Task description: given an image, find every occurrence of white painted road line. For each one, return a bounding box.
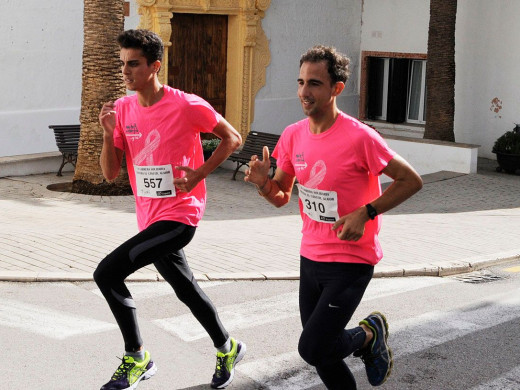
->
[0,299,117,340]
[154,291,299,341]
[153,277,451,342]
[237,351,321,390]
[469,365,520,390]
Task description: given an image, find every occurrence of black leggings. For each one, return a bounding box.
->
[93,220,229,352]
[298,256,374,390]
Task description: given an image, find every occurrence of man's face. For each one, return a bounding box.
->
[297,61,339,118]
[119,48,157,91]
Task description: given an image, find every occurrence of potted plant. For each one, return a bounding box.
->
[492,124,520,174]
[202,138,220,161]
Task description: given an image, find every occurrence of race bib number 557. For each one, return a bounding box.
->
[297,184,339,223]
[134,164,176,198]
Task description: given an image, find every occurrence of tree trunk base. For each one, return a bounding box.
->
[71,180,132,196]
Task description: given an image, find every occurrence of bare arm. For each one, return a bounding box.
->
[245,146,296,208]
[99,101,124,181]
[174,117,242,193]
[332,154,423,241]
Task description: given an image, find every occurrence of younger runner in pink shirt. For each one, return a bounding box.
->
[95,29,246,390]
[113,85,219,230]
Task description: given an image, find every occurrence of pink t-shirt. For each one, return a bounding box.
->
[273,112,396,265]
[113,85,222,230]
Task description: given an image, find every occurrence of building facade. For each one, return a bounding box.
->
[0,0,517,162]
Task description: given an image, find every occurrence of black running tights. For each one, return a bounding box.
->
[94,220,229,352]
[298,256,374,390]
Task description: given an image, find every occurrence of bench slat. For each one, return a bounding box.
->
[227,131,280,180]
[49,124,81,176]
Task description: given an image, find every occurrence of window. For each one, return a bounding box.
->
[407,60,427,123]
[364,54,427,125]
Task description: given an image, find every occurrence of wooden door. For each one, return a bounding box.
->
[169,13,228,116]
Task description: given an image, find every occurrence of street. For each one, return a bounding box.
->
[1,260,520,390]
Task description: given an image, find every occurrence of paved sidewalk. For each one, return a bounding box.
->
[0,158,519,282]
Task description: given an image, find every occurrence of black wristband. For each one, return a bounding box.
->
[365,203,378,220]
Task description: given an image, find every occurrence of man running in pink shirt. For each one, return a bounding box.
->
[245,45,423,389]
[95,29,245,390]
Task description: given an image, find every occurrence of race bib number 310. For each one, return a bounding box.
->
[134,164,176,198]
[297,184,339,223]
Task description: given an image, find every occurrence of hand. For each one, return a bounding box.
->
[174,166,203,193]
[244,146,271,187]
[331,207,369,241]
[99,101,117,135]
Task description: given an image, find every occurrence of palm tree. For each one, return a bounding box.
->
[72,0,131,195]
[423,0,457,142]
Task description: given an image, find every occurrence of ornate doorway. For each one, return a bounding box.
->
[169,13,228,116]
[136,0,271,140]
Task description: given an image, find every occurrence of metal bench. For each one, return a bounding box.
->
[49,124,80,176]
[227,131,280,180]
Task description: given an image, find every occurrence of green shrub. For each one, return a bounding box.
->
[202,138,221,151]
[492,125,520,155]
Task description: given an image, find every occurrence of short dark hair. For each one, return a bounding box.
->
[117,29,164,65]
[299,45,350,85]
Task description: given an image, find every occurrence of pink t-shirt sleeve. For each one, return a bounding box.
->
[272,125,297,176]
[357,127,396,176]
[112,99,126,151]
[183,93,223,133]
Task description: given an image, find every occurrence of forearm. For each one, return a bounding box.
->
[198,133,241,178]
[257,176,293,208]
[100,134,122,181]
[371,179,420,215]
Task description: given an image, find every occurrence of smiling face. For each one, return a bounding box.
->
[119,48,159,92]
[297,61,343,119]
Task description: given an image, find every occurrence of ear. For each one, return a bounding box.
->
[153,60,161,73]
[332,81,345,96]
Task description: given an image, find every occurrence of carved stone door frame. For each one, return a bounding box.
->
[136,0,271,140]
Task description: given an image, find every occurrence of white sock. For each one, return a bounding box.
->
[217,337,232,354]
[126,349,145,362]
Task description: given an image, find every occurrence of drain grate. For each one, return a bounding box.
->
[451,271,507,284]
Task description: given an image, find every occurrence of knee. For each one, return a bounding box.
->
[93,262,114,289]
[298,336,327,367]
[93,265,104,287]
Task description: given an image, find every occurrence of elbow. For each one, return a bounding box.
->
[410,174,423,195]
[415,174,424,192]
[103,170,118,182]
[231,132,242,152]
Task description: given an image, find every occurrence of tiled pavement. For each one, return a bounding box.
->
[0,158,518,282]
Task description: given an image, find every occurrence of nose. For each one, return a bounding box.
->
[299,83,309,98]
[122,63,130,75]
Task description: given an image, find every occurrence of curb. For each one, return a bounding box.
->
[1,255,517,283]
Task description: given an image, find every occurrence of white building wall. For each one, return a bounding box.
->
[252,0,362,135]
[0,1,139,158]
[361,0,520,159]
[455,0,520,159]
[361,0,429,53]
[0,1,83,157]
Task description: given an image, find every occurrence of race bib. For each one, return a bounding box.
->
[297,184,339,223]
[134,164,176,198]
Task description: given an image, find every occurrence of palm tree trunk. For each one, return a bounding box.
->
[423,0,457,142]
[72,0,131,195]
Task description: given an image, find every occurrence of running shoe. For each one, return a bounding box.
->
[356,312,393,386]
[211,338,247,389]
[101,351,157,390]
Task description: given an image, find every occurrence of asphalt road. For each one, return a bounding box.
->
[1,259,520,390]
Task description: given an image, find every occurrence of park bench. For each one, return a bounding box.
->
[49,124,80,176]
[227,131,280,180]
